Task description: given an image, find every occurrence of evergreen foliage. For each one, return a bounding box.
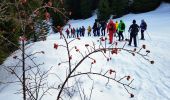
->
[110,0,129,18]
[130,0,161,13]
[163,0,170,2]
[64,0,93,19]
[98,0,110,21]
[80,0,92,19]
[0,19,20,64]
[64,0,81,19]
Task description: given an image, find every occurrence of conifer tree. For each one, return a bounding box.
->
[80,0,92,19]
[130,0,161,13]
[110,0,129,18]
[98,0,111,21]
[163,0,170,2]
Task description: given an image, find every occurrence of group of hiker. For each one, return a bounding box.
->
[58,18,147,47]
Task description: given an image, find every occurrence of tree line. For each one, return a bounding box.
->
[64,0,169,21]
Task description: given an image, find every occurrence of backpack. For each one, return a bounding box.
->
[131,24,139,33]
[141,22,147,30]
[121,23,125,30]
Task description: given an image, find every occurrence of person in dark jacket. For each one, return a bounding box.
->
[96,21,101,36]
[140,19,147,40]
[79,27,82,37]
[92,19,97,36]
[128,20,139,47]
[100,21,107,36]
[76,28,79,38]
[82,26,85,37]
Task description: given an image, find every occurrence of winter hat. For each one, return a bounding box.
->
[120,20,123,23]
[141,19,144,23]
[133,20,136,24]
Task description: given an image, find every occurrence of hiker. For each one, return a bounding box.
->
[87,26,92,36]
[96,21,101,36]
[128,20,139,47]
[118,20,125,41]
[79,27,82,37]
[76,28,79,38]
[71,27,76,38]
[65,28,70,38]
[69,24,71,29]
[82,26,85,37]
[107,19,116,44]
[140,19,147,40]
[115,21,119,37]
[100,21,107,36]
[92,19,97,36]
[57,26,63,39]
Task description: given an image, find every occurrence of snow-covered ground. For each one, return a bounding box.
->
[0,3,170,100]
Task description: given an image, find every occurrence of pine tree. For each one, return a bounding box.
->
[91,0,99,10]
[80,0,92,19]
[98,0,111,21]
[110,0,129,18]
[162,0,170,2]
[64,0,93,19]
[64,0,81,19]
[130,0,161,13]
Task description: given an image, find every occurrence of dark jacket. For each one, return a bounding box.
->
[92,22,97,30]
[100,21,107,29]
[129,23,139,35]
[140,22,147,30]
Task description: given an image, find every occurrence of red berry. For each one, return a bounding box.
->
[47,1,52,7]
[93,60,96,63]
[142,45,146,49]
[109,69,115,75]
[45,12,50,20]
[76,49,79,52]
[54,43,58,49]
[130,94,134,98]
[127,76,131,81]
[150,61,154,64]
[85,44,89,47]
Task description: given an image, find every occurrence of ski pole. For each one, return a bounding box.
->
[146,30,152,40]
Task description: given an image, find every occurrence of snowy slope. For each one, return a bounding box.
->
[0,3,170,100]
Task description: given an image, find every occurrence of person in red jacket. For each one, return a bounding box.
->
[107,19,116,44]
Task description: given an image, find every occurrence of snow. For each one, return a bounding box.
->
[1,3,170,100]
